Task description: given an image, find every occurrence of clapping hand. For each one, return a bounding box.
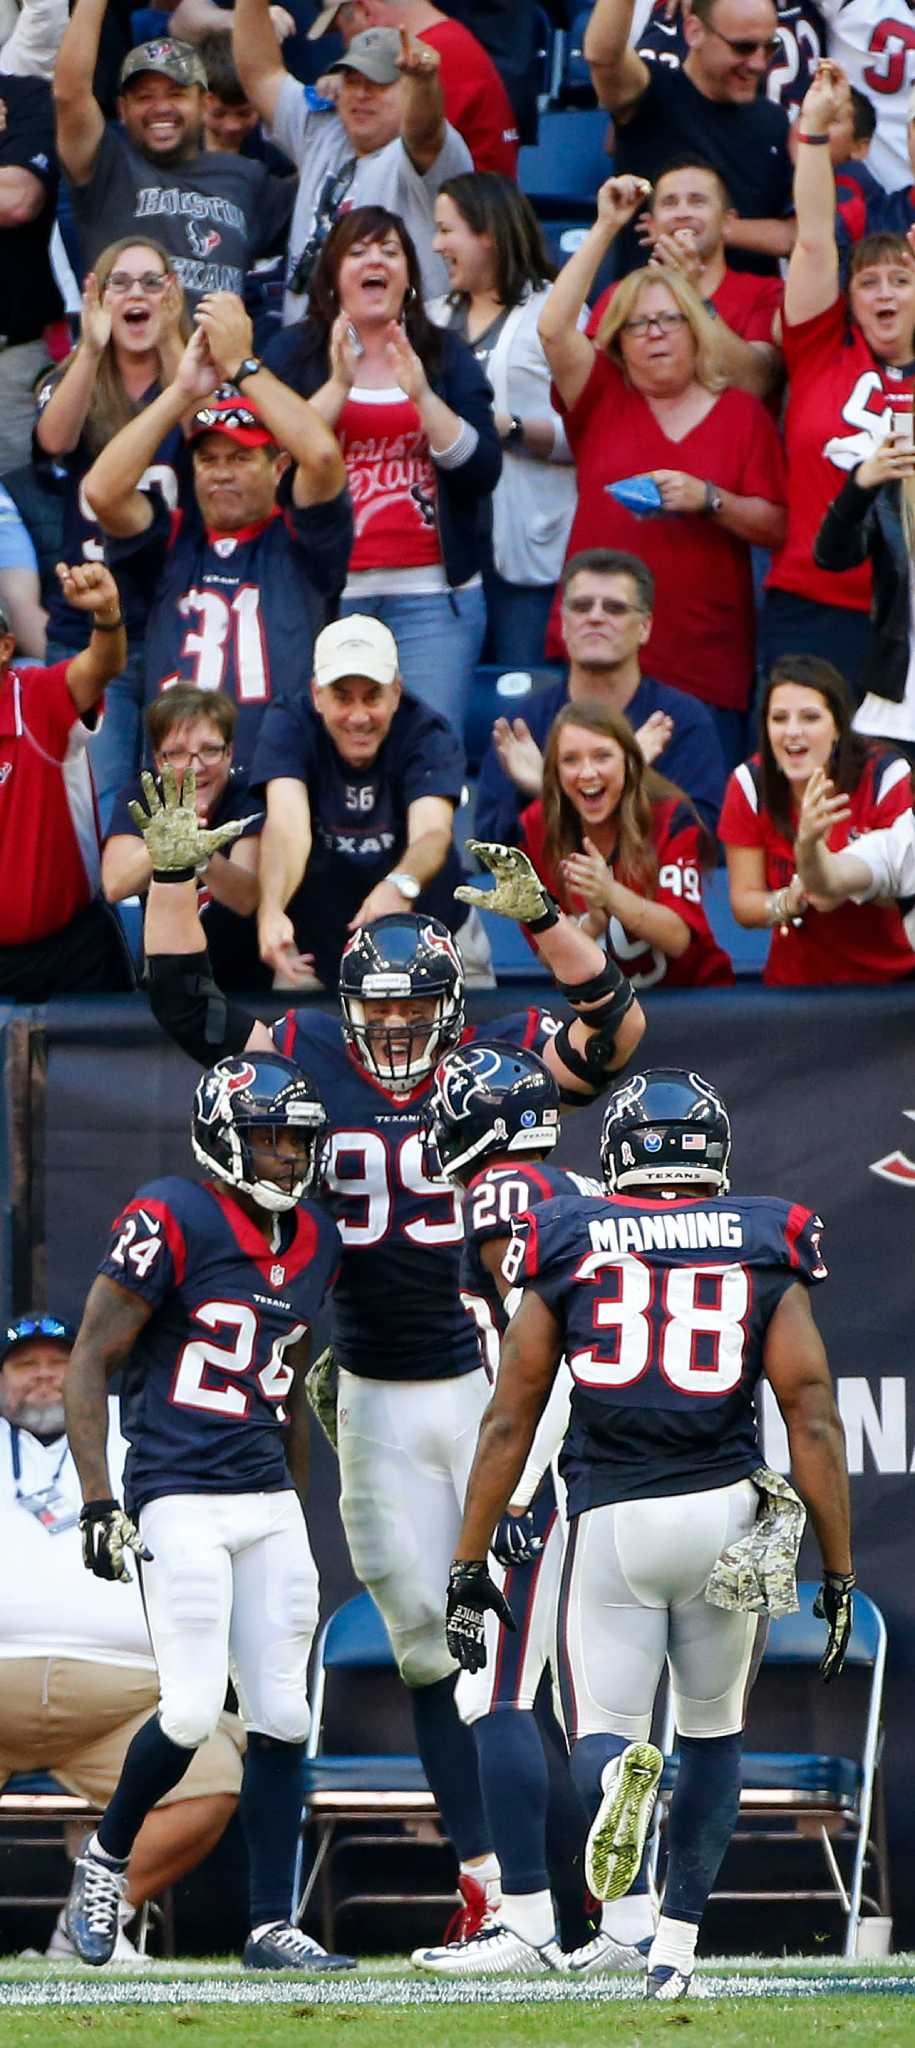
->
[195,293,254,380]
[649,229,703,289]
[562,837,613,913]
[174,326,221,404]
[491,716,544,798]
[80,273,112,358]
[329,311,362,390]
[634,709,674,766]
[384,320,428,400]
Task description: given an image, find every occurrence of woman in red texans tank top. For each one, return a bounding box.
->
[262,205,501,744]
[763,60,915,696]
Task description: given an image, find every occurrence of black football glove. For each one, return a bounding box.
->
[446,1560,516,1673]
[80,1499,153,1583]
[813,1570,856,1682]
[491,1508,543,1570]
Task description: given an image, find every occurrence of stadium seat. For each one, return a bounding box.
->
[0,1773,173,1955]
[518,107,612,218]
[703,867,769,979]
[654,1584,890,1958]
[294,1593,455,1950]
[558,8,598,106]
[464,661,563,772]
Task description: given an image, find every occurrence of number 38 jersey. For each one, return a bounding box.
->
[98,1174,342,1516]
[510,1191,826,1515]
[275,1006,562,1382]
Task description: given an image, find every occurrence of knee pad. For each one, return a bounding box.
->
[393,1604,455,1689]
[158,1697,216,1751]
[245,1696,311,1745]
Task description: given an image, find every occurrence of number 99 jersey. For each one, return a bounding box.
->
[98,1174,342,1518]
[508,1190,826,1516]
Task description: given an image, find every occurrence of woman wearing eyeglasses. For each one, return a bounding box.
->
[101,685,269,992]
[35,239,190,827]
[538,175,787,766]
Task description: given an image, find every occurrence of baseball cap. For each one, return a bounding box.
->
[313,615,399,687]
[120,38,208,91]
[308,2,345,37]
[330,26,401,85]
[189,393,275,448]
[0,1313,76,1368]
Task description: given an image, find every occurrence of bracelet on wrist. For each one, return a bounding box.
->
[796,131,830,145]
[153,866,196,885]
[93,614,124,631]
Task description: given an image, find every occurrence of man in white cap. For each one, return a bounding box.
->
[306,0,518,175]
[233,5,472,313]
[249,611,482,988]
[53,12,295,305]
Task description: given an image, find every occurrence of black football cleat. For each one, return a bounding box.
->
[64,1844,129,1966]
[242,1922,356,1972]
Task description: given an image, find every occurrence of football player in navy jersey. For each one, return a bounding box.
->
[131,777,645,1940]
[62,1053,356,1974]
[448,1069,854,1999]
[411,1043,607,1978]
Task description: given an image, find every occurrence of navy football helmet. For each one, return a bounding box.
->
[339,914,464,1091]
[426,1043,561,1183]
[192,1054,328,1212]
[600,1068,731,1195]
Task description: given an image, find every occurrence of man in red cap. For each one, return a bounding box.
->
[82,292,353,770]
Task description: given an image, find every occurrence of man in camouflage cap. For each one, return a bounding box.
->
[54,3,294,307]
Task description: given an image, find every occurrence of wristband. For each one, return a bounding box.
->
[526,897,560,934]
[153,866,196,884]
[93,614,124,631]
[796,131,830,145]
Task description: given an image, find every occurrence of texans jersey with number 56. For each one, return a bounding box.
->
[99,1174,341,1516]
[275,1007,562,1381]
[508,1191,826,1517]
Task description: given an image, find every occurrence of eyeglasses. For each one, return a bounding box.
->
[105,271,170,295]
[621,310,688,336]
[704,23,783,58]
[158,743,228,767]
[563,597,645,617]
[3,1315,72,1347]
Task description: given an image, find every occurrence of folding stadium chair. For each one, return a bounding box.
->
[0,1772,174,1955]
[293,1593,455,1952]
[654,1584,889,1958]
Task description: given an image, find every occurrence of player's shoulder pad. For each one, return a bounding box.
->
[730,1194,828,1285]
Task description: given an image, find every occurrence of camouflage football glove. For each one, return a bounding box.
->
[446,1560,516,1673]
[705,1465,806,1620]
[455,841,559,929]
[128,763,256,879]
[814,1570,856,1683]
[305,1344,339,1451]
[491,1508,543,1569]
[79,1499,152,1583]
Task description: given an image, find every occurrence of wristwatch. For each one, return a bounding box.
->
[704,482,724,516]
[388,871,421,901]
[230,357,262,386]
[503,414,525,448]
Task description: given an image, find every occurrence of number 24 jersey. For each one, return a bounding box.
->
[510,1190,826,1515]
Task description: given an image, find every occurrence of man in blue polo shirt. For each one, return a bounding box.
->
[250,613,475,989]
[475,550,726,848]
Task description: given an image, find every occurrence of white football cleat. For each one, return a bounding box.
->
[585,1743,664,1902]
[412,1921,564,1976]
[646,1962,693,1999]
[563,1930,653,1976]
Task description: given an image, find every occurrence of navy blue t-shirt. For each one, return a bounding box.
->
[475,672,726,846]
[98,1174,341,1515]
[272,1005,563,1380]
[107,470,353,771]
[511,1190,826,1514]
[613,67,792,277]
[106,768,268,991]
[249,688,465,983]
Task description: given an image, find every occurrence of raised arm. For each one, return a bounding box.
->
[583,0,651,118]
[58,562,128,713]
[232,0,288,130]
[194,294,347,506]
[0,0,69,81]
[398,29,446,174]
[784,62,846,329]
[36,276,112,457]
[792,767,871,901]
[84,330,220,536]
[538,178,647,409]
[51,0,106,185]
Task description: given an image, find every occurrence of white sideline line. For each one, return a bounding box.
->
[1,1971,914,2008]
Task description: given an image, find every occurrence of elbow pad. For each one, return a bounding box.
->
[554,960,636,1091]
[147,952,255,1066]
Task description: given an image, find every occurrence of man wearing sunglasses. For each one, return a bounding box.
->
[583,0,793,277]
[0,1312,243,1963]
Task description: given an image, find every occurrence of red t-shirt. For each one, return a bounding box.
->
[0,661,101,946]
[766,296,914,613]
[337,389,442,575]
[421,21,519,177]
[548,352,786,708]
[587,268,783,346]
[718,750,915,985]
[520,794,734,989]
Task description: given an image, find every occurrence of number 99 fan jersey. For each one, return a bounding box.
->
[98,1175,342,1517]
[508,1191,827,1516]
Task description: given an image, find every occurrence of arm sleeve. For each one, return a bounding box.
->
[508,1359,573,1510]
[248,694,313,796]
[400,705,465,806]
[433,334,502,497]
[845,812,915,902]
[653,807,715,940]
[717,764,766,849]
[813,472,879,573]
[278,469,353,596]
[266,73,316,170]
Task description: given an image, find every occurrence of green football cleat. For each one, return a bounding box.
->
[585,1742,664,1902]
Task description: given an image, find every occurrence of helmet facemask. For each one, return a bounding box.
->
[192,1058,328,1212]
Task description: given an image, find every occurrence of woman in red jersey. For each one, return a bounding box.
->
[719,655,915,984]
[519,701,733,990]
[763,59,915,694]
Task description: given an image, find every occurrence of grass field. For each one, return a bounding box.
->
[1,1959,914,2048]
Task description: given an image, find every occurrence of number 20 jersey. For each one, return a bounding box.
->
[511,1191,826,1516]
[461,1160,602,1376]
[275,1006,561,1381]
[98,1174,342,1516]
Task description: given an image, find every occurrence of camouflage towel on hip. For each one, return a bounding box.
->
[305,1344,339,1452]
[705,1466,806,1619]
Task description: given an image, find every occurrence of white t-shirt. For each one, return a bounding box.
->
[818,0,914,193]
[850,809,915,947]
[269,76,472,322]
[0,1402,155,1667]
